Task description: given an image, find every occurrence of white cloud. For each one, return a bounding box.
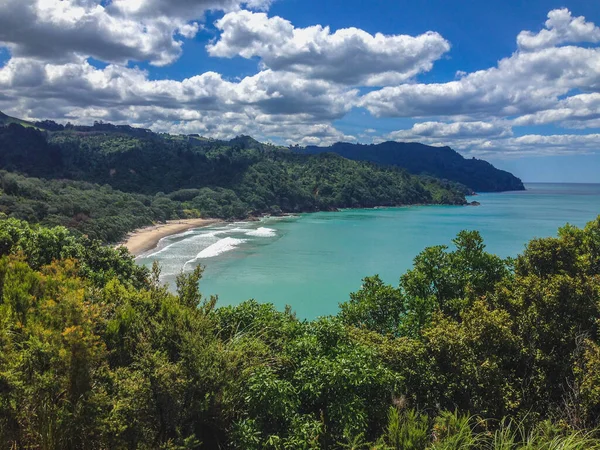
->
[110,0,272,19]
[379,132,600,158]
[473,134,600,158]
[0,0,192,65]
[359,10,600,158]
[0,57,357,145]
[389,121,512,140]
[207,10,450,86]
[0,0,273,66]
[0,58,356,116]
[512,93,600,128]
[1,5,600,156]
[382,125,600,158]
[517,8,600,52]
[359,45,600,118]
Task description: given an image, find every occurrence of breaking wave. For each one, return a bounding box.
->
[196,237,247,258]
[245,227,276,237]
[183,237,247,269]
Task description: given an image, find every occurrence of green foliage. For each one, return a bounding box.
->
[381,407,429,449]
[0,123,467,244]
[0,170,185,242]
[0,216,599,448]
[0,217,147,287]
[341,230,509,339]
[340,217,600,429]
[339,275,406,335]
[298,141,525,193]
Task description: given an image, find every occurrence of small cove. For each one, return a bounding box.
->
[137,183,600,318]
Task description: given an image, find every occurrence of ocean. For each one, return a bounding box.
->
[136,183,600,318]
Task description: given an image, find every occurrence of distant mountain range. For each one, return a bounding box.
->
[297,141,525,192]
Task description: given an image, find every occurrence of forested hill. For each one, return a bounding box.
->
[0,120,467,242]
[298,141,525,192]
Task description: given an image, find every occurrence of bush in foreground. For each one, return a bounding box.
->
[0,217,598,448]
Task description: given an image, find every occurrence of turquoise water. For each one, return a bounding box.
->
[137,183,600,318]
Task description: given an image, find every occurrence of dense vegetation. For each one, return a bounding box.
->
[0,216,599,448]
[0,170,186,242]
[0,121,467,242]
[298,142,525,192]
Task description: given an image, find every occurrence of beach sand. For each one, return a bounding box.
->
[120,218,221,256]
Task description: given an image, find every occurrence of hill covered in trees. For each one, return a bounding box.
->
[298,141,525,192]
[0,120,469,242]
[0,216,599,448]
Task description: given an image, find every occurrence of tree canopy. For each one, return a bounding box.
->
[299,141,525,192]
[0,123,468,243]
[0,216,599,448]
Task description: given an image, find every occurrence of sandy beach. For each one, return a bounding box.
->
[120,218,221,256]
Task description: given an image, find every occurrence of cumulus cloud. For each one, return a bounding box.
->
[388,121,512,141]
[380,130,600,158]
[207,10,450,86]
[0,0,272,66]
[0,58,358,118]
[0,57,357,144]
[110,0,272,20]
[473,134,600,158]
[0,0,359,146]
[359,8,600,133]
[1,4,600,154]
[517,8,600,51]
[357,9,600,157]
[512,93,600,128]
[360,45,600,118]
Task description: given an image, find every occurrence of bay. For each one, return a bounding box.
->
[137,183,600,319]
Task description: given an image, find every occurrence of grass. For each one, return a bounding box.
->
[365,409,600,450]
[0,111,40,129]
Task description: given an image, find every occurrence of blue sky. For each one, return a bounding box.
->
[0,0,599,182]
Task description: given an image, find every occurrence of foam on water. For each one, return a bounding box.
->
[142,241,177,259]
[140,224,255,267]
[223,227,250,233]
[183,237,247,269]
[137,227,210,259]
[203,227,249,237]
[175,229,200,238]
[142,184,600,319]
[142,229,219,259]
[245,227,276,237]
[263,215,298,221]
[197,237,247,258]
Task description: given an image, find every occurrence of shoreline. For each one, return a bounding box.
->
[119,196,489,258]
[119,203,471,257]
[119,218,222,256]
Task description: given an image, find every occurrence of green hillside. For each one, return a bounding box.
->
[0,120,467,242]
[299,141,525,192]
[0,111,38,129]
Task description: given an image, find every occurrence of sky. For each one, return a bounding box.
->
[0,1,599,182]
